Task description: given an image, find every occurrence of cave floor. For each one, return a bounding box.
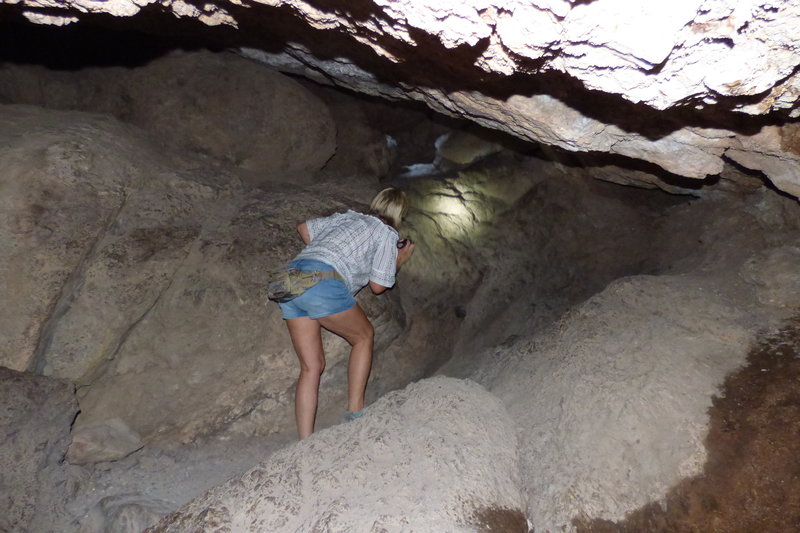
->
[574,313,800,533]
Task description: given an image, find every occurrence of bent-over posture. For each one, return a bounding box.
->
[277,188,415,439]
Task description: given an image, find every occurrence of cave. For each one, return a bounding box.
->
[1,2,799,532]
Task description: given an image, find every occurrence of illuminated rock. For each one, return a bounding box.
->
[3,0,799,197]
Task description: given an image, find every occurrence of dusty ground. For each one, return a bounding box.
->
[574,313,800,533]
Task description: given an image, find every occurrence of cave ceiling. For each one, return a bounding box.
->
[4,0,800,199]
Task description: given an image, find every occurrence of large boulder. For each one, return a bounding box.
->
[474,274,765,531]
[397,158,799,531]
[0,50,338,183]
[147,377,527,533]
[116,51,337,181]
[455,184,800,531]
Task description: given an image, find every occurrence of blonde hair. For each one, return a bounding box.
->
[369,187,408,229]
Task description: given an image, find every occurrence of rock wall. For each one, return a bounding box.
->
[485,275,754,530]
[0,102,407,448]
[462,188,800,531]
[0,50,337,184]
[0,367,78,532]
[5,0,800,197]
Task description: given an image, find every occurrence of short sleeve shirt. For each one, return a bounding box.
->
[294,210,399,294]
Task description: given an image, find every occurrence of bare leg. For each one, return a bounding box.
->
[286,316,325,439]
[319,304,374,413]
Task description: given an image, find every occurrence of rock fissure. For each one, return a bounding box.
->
[31,188,130,377]
[102,273,176,374]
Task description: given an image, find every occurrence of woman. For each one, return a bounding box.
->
[278,188,415,439]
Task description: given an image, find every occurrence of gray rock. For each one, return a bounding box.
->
[0,106,131,372]
[66,418,144,465]
[117,51,337,182]
[483,275,757,532]
[147,376,525,533]
[435,130,503,168]
[741,245,800,309]
[78,493,174,533]
[0,366,78,533]
[0,103,413,446]
[0,50,337,183]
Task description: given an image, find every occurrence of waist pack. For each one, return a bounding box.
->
[266,267,345,303]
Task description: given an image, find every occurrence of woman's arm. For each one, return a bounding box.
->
[368,281,388,294]
[369,240,415,294]
[297,222,311,244]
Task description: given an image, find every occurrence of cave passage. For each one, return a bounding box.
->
[1,14,799,533]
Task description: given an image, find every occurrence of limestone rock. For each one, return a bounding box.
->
[0,366,78,533]
[66,418,144,465]
[37,165,221,383]
[147,377,526,533]
[118,51,337,181]
[741,246,800,309]
[0,105,146,372]
[232,0,800,197]
[479,275,755,532]
[726,125,800,199]
[6,3,800,196]
[79,494,174,533]
[0,103,416,446]
[309,86,395,181]
[0,50,338,183]
[61,180,391,444]
[236,0,800,115]
[7,1,800,196]
[435,129,503,168]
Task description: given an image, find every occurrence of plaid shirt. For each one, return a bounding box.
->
[295,210,399,294]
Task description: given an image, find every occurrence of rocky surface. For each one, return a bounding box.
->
[1,44,799,533]
[135,179,798,533]
[0,50,337,184]
[456,188,800,532]
[147,377,527,533]
[0,367,78,533]
[4,0,800,197]
[483,275,754,531]
[66,418,144,465]
[0,102,408,449]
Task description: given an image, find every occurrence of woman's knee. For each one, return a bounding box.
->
[299,355,325,376]
[319,306,374,346]
[353,320,374,346]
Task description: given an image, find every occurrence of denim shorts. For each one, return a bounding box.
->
[277,259,356,320]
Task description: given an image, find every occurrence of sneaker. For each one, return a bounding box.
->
[344,409,364,422]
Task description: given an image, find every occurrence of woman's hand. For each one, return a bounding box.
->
[397,239,415,268]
